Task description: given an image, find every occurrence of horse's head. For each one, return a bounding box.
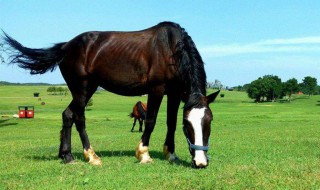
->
[183,90,220,168]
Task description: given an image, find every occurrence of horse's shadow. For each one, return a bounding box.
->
[26,150,191,167]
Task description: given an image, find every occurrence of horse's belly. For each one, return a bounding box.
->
[99,81,148,96]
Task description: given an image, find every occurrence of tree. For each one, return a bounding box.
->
[247,75,283,102]
[47,86,69,95]
[206,81,214,88]
[263,75,283,101]
[247,78,263,102]
[283,78,299,102]
[300,76,317,96]
[213,79,223,89]
[242,84,250,92]
[57,87,64,94]
[47,86,56,94]
[315,85,320,95]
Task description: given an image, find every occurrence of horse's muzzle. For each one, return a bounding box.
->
[192,157,208,169]
[192,154,209,169]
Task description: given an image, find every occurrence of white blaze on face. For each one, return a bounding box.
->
[187,107,208,166]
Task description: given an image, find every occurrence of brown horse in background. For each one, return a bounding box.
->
[129,101,147,132]
[2,22,220,168]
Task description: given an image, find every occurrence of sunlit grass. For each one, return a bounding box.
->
[0,86,320,189]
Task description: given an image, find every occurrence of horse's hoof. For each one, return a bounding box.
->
[139,157,154,164]
[84,146,102,166]
[88,158,102,166]
[59,153,74,164]
[66,160,78,165]
[167,153,179,163]
[163,145,179,163]
[135,140,153,164]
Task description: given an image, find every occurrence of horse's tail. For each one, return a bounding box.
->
[128,112,134,118]
[2,32,66,74]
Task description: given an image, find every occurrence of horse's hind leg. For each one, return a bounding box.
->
[59,105,74,163]
[59,82,101,165]
[131,118,137,132]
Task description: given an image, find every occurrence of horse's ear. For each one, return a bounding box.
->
[207,90,220,104]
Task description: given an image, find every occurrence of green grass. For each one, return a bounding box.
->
[0,86,320,189]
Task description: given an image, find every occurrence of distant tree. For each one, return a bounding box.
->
[263,75,283,101]
[47,86,69,95]
[206,81,214,88]
[63,87,69,96]
[47,86,56,94]
[242,84,250,92]
[213,79,223,89]
[234,85,243,91]
[283,78,299,102]
[57,87,64,95]
[300,76,317,96]
[247,78,264,102]
[315,85,320,95]
[247,75,283,102]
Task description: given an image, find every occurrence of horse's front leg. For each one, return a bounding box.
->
[135,87,164,163]
[163,93,181,162]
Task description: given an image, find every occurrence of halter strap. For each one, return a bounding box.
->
[186,138,209,151]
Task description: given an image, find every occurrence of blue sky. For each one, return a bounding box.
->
[1,1,320,87]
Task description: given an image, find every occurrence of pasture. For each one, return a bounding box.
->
[0,85,319,189]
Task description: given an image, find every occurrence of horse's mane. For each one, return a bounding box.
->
[157,22,207,108]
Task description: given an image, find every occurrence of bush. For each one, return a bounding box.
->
[47,86,69,95]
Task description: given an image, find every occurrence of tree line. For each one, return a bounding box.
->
[245,75,318,102]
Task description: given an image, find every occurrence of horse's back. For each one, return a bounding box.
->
[134,101,147,119]
[59,22,183,96]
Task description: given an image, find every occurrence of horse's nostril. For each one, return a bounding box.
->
[192,160,208,169]
[197,163,207,168]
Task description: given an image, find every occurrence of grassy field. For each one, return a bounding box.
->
[0,85,319,189]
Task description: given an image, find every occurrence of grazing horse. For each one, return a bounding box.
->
[129,101,147,132]
[2,22,220,168]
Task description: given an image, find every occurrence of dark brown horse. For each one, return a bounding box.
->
[129,101,147,132]
[2,22,220,168]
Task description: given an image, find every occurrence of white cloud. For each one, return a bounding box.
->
[259,37,320,45]
[199,36,320,57]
